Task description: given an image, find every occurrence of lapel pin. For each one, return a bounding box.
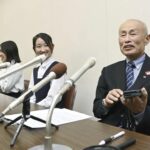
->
[145,71,150,75]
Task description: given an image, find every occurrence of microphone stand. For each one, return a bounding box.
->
[5,95,31,147]
[5,94,58,147]
[28,57,96,150]
[28,80,73,150]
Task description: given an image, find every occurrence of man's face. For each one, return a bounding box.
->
[119,20,149,60]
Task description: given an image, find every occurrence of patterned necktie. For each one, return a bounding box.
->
[123,61,136,130]
[126,61,135,89]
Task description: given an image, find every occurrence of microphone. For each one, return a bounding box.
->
[0,54,47,80]
[117,138,136,150]
[28,57,96,150]
[48,57,96,95]
[0,63,67,118]
[69,57,96,82]
[0,62,10,69]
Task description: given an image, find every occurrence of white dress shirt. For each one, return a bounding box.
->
[29,57,67,107]
[0,63,24,93]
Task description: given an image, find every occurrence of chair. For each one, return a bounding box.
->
[24,79,76,110]
[61,84,76,110]
[56,84,76,110]
[24,80,30,92]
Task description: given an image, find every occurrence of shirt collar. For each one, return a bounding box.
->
[126,54,145,69]
[40,57,54,68]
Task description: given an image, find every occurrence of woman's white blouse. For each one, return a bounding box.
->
[29,57,67,107]
[0,63,24,93]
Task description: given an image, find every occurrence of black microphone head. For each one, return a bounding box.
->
[116,138,136,149]
[50,63,67,78]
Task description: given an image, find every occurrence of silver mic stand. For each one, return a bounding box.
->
[28,57,96,150]
[28,80,73,150]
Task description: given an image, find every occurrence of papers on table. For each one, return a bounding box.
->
[4,108,92,128]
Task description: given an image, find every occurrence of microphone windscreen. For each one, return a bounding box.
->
[88,57,96,68]
[37,54,47,62]
[50,63,67,78]
[117,138,136,149]
[0,62,10,68]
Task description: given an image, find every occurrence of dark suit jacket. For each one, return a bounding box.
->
[93,54,150,135]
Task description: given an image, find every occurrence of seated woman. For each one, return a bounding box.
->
[29,33,67,107]
[0,41,24,98]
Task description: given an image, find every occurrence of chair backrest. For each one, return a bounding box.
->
[60,84,76,110]
[56,85,76,110]
[24,79,76,110]
[24,80,30,92]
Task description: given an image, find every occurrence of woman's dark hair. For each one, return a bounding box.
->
[0,40,21,63]
[32,33,54,52]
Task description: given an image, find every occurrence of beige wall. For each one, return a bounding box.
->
[0,0,150,116]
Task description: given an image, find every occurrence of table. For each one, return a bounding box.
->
[0,94,150,150]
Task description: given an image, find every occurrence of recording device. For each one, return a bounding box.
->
[0,54,46,122]
[0,62,67,118]
[0,54,47,80]
[123,89,142,98]
[0,62,10,69]
[83,138,136,150]
[0,62,67,147]
[28,57,96,150]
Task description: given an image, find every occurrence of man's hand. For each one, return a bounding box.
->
[104,89,123,108]
[121,87,148,113]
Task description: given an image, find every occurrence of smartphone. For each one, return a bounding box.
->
[123,89,142,98]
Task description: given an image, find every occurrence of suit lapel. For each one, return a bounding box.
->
[116,61,126,90]
[132,55,150,89]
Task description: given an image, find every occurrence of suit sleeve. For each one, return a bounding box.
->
[93,67,110,118]
[136,106,150,134]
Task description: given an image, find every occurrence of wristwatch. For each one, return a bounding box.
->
[102,98,106,106]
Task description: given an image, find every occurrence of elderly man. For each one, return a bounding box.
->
[93,19,150,135]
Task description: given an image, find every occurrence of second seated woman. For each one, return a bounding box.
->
[29,33,67,107]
